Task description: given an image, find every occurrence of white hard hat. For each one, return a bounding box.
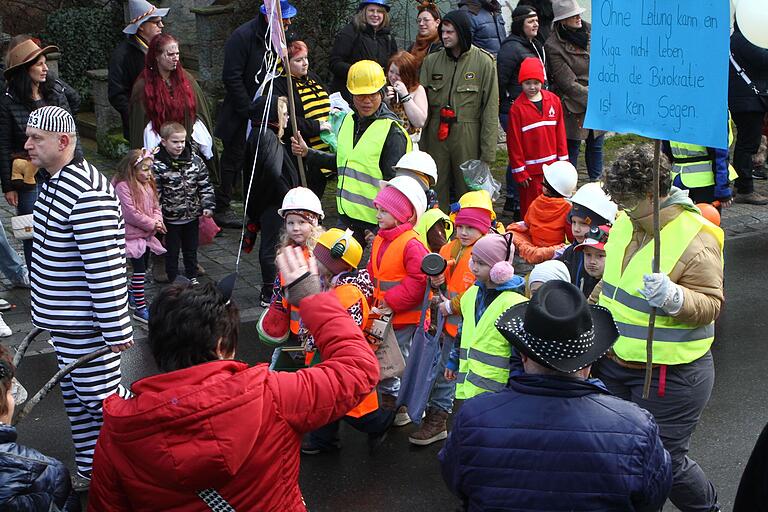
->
[570,182,618,223]
[380,175,427,222]
[392,150,438,187]
[542,160,578,198]
[278,187,325,220]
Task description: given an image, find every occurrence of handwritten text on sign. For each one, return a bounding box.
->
[584,0,729,149]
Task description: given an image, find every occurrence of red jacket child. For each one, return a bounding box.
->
[507,57,569,217]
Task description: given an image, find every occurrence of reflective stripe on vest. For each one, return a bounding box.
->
[669,142,714,188]
[440,242,476,337]
[456,286,528,399]
[371,230,427,326]
[336,114,412,224]
[599,211,724,364]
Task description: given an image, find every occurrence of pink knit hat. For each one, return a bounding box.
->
[374,185,415,224]
[455,207,492,234]
[472,232,516,284]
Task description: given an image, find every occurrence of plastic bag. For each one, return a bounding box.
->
[198,215,221,246]
[461,159,501,201]
[319,109,347,153]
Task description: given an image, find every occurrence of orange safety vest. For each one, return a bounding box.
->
[439,240,476,337]
[371,230,426,327]
[280,246,311,336]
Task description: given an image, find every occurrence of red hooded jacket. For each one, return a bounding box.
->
[88,293,379,511]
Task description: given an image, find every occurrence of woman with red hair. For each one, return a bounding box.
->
[384,51,428,147]
[128,34,215,162]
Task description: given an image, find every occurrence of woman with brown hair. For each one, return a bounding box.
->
[385,51,428,146]
[408,1,442,68]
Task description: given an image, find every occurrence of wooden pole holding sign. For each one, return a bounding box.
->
[273,0,307,187]
[642,140,662,400]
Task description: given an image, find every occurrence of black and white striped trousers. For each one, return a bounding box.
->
[51,331,122,478]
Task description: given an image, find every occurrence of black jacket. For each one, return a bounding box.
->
[329,22,399,95]
[108,36,147,139]
[0,81,78,193]
[734,422,768,512]
[305,102,408,181]
[497,34,545,114]
[0,425,80,511]
[243,95,300,221]
[215,16,273,144]
[728,27,768,113]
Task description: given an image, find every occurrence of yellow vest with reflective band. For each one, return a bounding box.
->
[456,286,528,399]
[599,210,724,365]
[336,114,412,224]
[669,143,715,188]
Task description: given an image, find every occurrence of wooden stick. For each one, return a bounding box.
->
[274,0,307,187]
[642,140,662,399]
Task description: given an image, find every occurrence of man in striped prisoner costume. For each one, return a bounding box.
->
[26,106,134,488]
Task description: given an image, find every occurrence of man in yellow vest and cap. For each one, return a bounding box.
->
[292,60,411,244]
[590,144,724,512]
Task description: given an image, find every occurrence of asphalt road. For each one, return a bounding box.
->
[11,229,768,511]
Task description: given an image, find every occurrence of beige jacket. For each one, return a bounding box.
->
[590,203,724,327]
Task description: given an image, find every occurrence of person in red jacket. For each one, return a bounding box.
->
[87,250,380,512]
[507,57,569,217]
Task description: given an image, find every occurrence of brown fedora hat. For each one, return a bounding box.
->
[4,39,59,80]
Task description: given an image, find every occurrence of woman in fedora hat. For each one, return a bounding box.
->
[545,0,606,181]
[440,280,672,510]
[0,36,80,267]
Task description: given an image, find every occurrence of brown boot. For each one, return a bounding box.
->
[408,407,448,446]
[151,254,169,283]
[380,393,397,411]
[735,191,768,205]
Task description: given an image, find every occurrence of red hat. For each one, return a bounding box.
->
[454,207,492,234]
[374,185,415,224]
[518,57,545,84]
[575,225,611,252]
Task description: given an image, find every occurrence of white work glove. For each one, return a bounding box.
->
[639,273,685,315]
[438,299,453,317]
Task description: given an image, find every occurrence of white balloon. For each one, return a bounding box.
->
[736,0,768,49]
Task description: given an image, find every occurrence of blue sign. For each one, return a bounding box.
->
[584,0,730,149]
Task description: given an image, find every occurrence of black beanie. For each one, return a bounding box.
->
[511,5,537,37]
[568,203,609,227]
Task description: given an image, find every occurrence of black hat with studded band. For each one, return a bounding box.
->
[496,280,619,373]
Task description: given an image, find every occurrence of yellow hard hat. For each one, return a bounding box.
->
[316,228,363,269]
[458,190,496,220]
[347,60,387,95]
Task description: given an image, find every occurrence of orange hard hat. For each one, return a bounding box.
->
[696,203,721,226]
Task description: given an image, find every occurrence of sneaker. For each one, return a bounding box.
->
[260,286,273,308]
[735,191,768,205]
[71,473,91,493]
[394,405,411,427]
[214,209,243,229]
[127,289,136,310]
[190,278,200,286]
[301,436,340,455]
[752,168,768,180]
[0,314,11,337]
[0,299,11,312]
[408,407,449,446]
[132,307,150,325]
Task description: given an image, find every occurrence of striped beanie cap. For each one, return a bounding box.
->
[27,106,77,134]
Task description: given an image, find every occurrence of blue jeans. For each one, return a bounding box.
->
[499,113,521,202]
[17,187,39,268]
[378,325,417,397]
[428,332,458,413]
[567,131,605,181]
[0,221,26,282]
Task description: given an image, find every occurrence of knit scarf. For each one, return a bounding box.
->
[410,32,439,66]
[557,22,588,50]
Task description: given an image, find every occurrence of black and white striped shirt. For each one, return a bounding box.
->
[31,157,133,345]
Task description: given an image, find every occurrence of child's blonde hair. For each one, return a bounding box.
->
[159,121,186,140]
[278,213,324,252]
[114,149,158,215]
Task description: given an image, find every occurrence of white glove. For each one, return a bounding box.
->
[372,305,393,316]
[639,273,684,315]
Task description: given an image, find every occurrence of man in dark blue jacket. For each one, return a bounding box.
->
[439,280,672,511]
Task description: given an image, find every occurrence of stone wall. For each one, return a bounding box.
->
[191,4,235,100]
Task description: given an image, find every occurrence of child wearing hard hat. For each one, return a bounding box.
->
[506,57,569,218]
[507,161,578,264]
[257,187,325,369]
[368,175,429,426]
[572,224,610,298]
[555,182,618,290]
[300,228,397,455]
[393,150,439,209]
[408,190,493,446]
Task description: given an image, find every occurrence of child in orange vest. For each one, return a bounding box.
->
[301,228,396,455]
[507,160,578,264]
[257,187,324,369]
[408,193,494,446]
[367,176,429,426]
